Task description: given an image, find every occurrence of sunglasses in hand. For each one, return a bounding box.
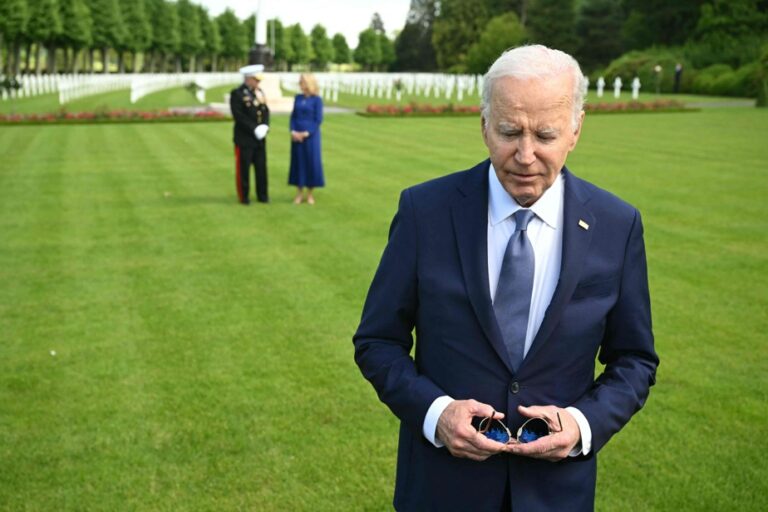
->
[477,411,563,444]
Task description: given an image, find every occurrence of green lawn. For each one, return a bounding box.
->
[1,108,766,510]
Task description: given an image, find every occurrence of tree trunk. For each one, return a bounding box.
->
[47,43,57,74]
[73,49,79,73]
[34,43,42,74]
[211,54,217,72]
[117,51,125,73]
[102,47,109,73]
[0,39,4,75]
[25,42,32,73]
[12,42,22,75]
[175,55,181,73]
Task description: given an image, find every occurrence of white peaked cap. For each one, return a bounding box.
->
[239,64,265,79]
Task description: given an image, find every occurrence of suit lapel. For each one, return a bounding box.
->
[451,161,514,373]
[524,169,595,366]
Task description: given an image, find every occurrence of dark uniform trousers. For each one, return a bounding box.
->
[230,82,270,204]
[235,141,268,203]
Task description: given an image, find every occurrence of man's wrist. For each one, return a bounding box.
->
[423,395,454,447]
[565,406,592,456]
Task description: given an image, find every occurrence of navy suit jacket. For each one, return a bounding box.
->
[353,160,658,511]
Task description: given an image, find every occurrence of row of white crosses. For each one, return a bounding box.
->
[129,73,240,103]
[58,74,133,104]
[278,73,482,104]
[594,76,642,100]
[0,73,63,101]
[1,72,242,105]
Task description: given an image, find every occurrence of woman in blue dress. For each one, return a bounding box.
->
[289,74,324,205]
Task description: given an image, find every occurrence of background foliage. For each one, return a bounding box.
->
[1,0,766,101]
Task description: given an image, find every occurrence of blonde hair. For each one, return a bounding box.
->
[300,73,319,96]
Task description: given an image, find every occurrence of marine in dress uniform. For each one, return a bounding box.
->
[230,65,270,204]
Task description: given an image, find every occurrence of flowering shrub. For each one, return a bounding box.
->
[584,99,688,112]
[363,102,481,117]
[362,99,690,117]
[0,108,227,125]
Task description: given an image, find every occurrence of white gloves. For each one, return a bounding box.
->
[254,124,269,140]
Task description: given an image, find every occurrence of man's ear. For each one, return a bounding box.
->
[570,110,585,149]
[481,115,488,142]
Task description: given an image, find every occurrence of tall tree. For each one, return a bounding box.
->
[88,0,126,73]
[394,0,437,71]
[575,0,625,72]
[354,28,381,70]
[266,18,288,70]
[59,0,92,73]
[432,0,489,71]
[310,24,334,70]
[486,0,530,24]
[527,0,578,54]
[370,12,386,33]
[0,0,28,74]
[146,0,180,72]
[177,0,202,71]
[466,12,527,73]
[331,33,351,64]
[378,32,395,71]
[287,23,311,70]
[198,6,221,71]
[119,0,151,72]
[243,14,256,50]
[685,0,768,68]
[216,8,246,70]
[622,0,704,49]
[27,0,63,73]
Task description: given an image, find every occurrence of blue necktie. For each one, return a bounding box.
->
[493,209,535,372]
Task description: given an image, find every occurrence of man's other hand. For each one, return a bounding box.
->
[436,399,508,461]
[506,405,581,461]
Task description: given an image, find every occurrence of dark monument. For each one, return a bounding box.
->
[249,44,273,69]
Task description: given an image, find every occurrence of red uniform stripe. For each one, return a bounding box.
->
[234,145,244,202]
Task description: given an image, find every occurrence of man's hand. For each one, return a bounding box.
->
[436,399,508,461]
[506,405,581,462]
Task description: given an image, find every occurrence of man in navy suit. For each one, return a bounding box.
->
[353,45,658,511]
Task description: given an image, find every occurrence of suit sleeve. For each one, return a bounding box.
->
[572,209,659,453]
[353,189,446,435]
[230,90,259,132]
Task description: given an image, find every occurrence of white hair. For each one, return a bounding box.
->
[481,45,588,130]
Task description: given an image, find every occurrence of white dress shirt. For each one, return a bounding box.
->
[422,165,592,456]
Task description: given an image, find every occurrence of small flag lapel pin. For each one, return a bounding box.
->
[578,219,590,230]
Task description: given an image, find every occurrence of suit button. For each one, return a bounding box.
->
[509,381,520,394]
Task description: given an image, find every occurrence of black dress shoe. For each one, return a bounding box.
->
[241,200,250,205]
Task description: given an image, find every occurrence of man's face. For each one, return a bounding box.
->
[482,75,584,207]
[245,76,260,90]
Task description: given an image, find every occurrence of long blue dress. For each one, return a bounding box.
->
[288,94,324,188]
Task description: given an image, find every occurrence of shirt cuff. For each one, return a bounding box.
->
[423,395,454,447]
[565,406,592,456]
